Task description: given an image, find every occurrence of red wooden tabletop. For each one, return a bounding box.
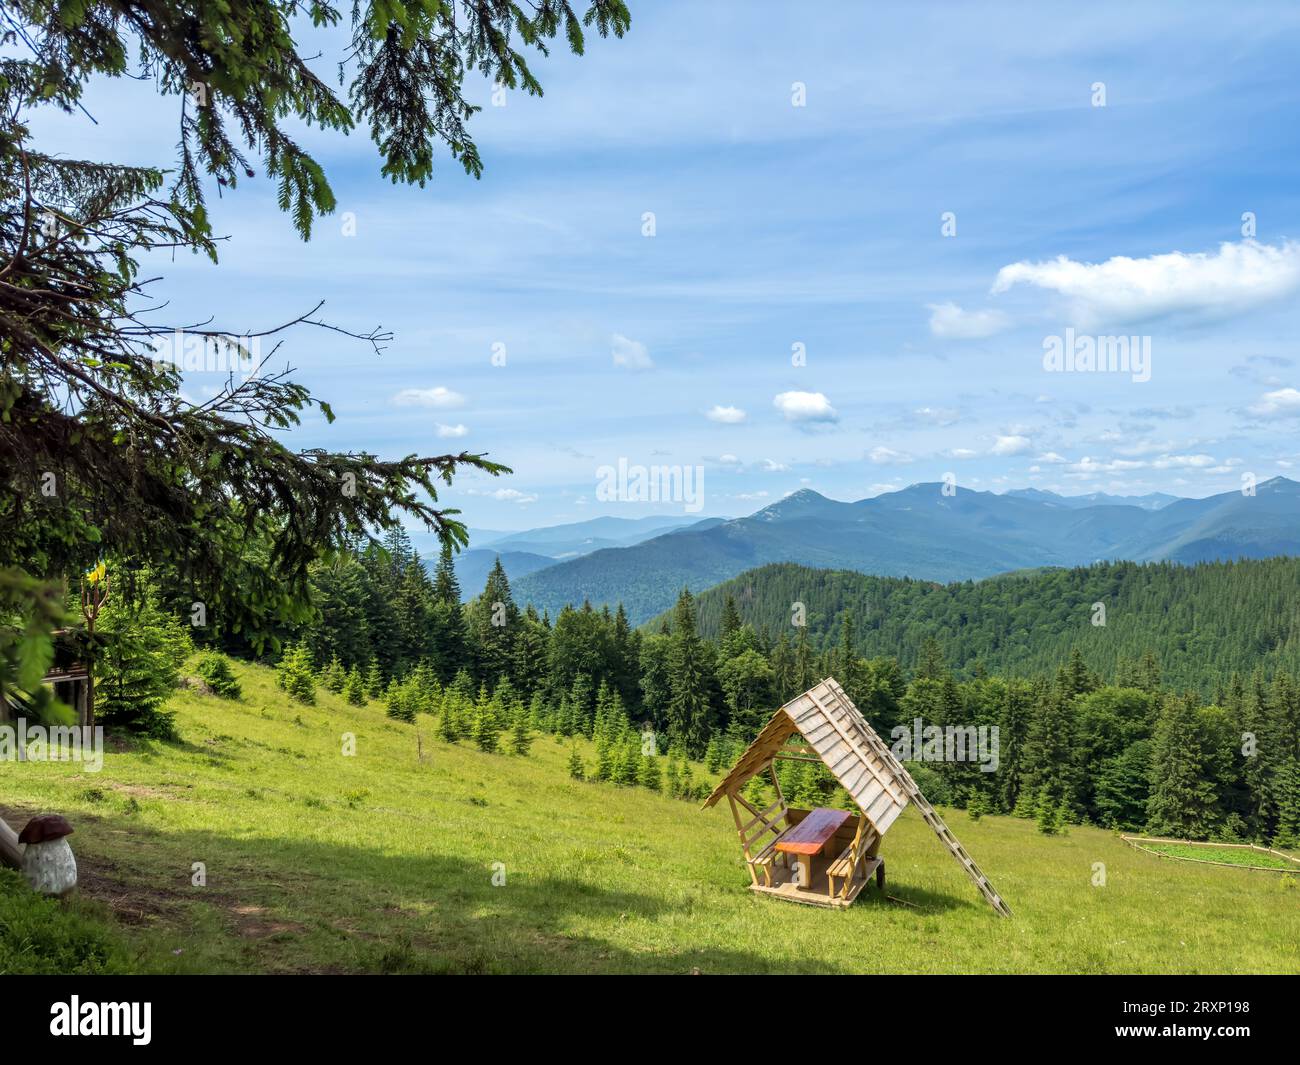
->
[775,807,851,855]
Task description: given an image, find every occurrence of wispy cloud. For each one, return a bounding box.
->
[927,302,1010,339]
[1249,387,1300,419]
[391,386,466,408]
[992,240,1300,327]
[484,488,538,504]
[612,333,653,371]
[706,404,747,424]
[991,434,1032,456]
[913,406,961,426]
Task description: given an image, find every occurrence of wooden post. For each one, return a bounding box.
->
[0,818,22,870]
[79,571,109,730]
[768,761,785,810]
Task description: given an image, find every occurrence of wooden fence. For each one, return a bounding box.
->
[1120,834,1300,874]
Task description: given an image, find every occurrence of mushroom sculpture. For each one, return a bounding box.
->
[18,815,77,896]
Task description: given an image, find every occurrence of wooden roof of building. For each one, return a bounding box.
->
[703,677,911,835]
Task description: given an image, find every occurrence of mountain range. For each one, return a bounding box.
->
[499,477,1300,623]
[448,514,716,600]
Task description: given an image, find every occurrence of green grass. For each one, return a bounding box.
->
[3,659,1299,974]
[0,868,136,975]
[1136,841,1300,871]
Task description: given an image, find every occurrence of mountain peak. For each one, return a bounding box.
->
[751,488,838,522]
[1257,475,1299,492]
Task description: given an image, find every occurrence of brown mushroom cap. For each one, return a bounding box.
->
[18,814,74,844]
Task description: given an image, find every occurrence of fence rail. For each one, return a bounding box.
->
[1120,834,1300,874]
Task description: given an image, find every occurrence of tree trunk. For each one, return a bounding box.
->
[0,817,22,870]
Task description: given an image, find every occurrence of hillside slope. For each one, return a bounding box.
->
[652,557,1300,692]
[3,661,1298,973]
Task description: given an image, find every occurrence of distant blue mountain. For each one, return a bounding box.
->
[511,478,1300,623]
[439,549,555,602]
[473,514,716,559]
[1006,487,1178,511]
[443,514,727,601]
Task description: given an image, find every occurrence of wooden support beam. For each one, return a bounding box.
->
[768,762,785,808]
[739,797,784,835]
[727,794,759,886]
[0,817,23,870]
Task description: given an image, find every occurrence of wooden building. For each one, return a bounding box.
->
[0,630,90,726]
[703,678,1012,915]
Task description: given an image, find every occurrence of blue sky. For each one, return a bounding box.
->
[29,1,1300,540]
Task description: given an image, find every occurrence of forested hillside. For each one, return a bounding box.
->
[106,533,1296,849]
[660,558,1300,694]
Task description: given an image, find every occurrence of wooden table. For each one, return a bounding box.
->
[775,807,850,890]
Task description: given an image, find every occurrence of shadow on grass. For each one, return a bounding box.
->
[848,880,978,916]
[4,805,854,975]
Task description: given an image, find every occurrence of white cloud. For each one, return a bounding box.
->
[735,491,770,501]
[612,333,653,370]
[1037,451,1068,464]
[927,302,1010,339]
[991,434,1032,456]
[914,406,961,426]
[392,386,465,408]
[706,404,747,424]
[437,423,469,438]
[1150,453,1215,469]
[773,391,838,423]
[1067,456,1146,476]
[761,459,790,472]
[492,488,538,504]
[868,446,915,465]
[946,448,978,460]
[992,239,1300,327]
[715,453,742,466]
[1249,387,1300,419]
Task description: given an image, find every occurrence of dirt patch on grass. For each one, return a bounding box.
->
[109,783,175,800]
[79,874,183,926]
[228,903,306,939]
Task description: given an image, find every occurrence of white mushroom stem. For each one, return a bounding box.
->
[0,819,21,870]
[22,838,77,895]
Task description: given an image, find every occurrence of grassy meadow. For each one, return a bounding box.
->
[3,659,1298,975]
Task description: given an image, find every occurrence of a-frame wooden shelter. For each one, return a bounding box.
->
[703,678,1012,915]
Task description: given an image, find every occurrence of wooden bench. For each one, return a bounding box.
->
[748,838,786,886]
[827,850,884,899]
[825,822,883,900]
